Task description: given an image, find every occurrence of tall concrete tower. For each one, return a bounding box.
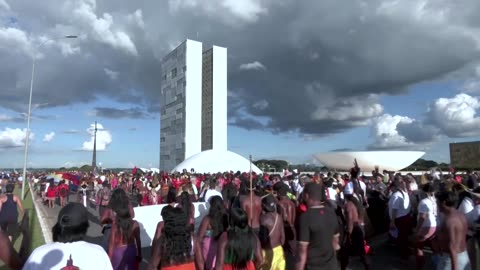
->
[91,121,97,173]
[202,46,227,151]
[159,40,227,172]
[160,40,203,171]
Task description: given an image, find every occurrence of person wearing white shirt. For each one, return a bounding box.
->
[388,177,412,260]
[191,180,198,196]
[415,183,437,269]
[23,203,112,270]
[458,192,474,217]
[359,179,367,201]
[204,188,223,204]
[202,178,223,203]
[457,188,480,267]
[293,176,304,196]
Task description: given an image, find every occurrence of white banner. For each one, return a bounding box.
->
[133,202,209,247]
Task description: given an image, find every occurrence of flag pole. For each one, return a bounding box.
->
[249,155,253,226]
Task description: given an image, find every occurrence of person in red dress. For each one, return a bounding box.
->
[46,181,57,208]
[58,181,69,207]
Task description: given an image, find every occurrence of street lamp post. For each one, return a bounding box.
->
[21,35,78,200]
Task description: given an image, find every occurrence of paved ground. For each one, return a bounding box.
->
[34,191,434,270]
[34,191,152,269]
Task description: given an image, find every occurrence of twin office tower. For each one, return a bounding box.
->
[160,39,227,171]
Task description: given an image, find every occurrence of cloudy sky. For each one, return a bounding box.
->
[1,0,480,169]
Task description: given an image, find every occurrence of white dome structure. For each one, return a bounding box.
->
[314,151,425,172]
[172,149,263,174]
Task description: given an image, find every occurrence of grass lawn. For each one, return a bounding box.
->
[0,184,45,270]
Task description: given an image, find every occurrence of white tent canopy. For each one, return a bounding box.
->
[172,149,263,174]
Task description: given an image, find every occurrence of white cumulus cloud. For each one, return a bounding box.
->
[0,127,34,149]
[239,61,266,71]
[0,26,33,56]
[369,114,415,149]
[43,132,55,143]
[81,122,112,151]
[68,0,138,56]
[427,93,480,137]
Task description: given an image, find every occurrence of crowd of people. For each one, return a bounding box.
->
[1,165,480,270]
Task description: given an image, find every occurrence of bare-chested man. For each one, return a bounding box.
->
[259,194,285,270]
[239,181,262,235]
[274,183,296,268]
[434,190,471,270]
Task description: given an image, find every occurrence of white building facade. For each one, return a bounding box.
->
[160,40,227,171]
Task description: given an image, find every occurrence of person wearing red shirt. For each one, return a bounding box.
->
[173,177,182,190]
[57,181,69,207]
[46,181,57,208]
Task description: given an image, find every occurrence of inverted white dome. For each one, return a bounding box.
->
[172,149,263,174]
[314,151,425,172]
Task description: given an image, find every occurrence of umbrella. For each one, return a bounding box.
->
[47,173,63,184]
[61,173,81,185]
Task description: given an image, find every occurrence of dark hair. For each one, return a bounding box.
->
[207,196,228,239]
[209,178,218,189]
[179,192,192,219]
[436,190,458,208]
[221,183,237,209]
[274,182,289,197]
[161,205,174,217]
[108,188,129,211]
[158,207,192,266]
[262,194,276,213]
[422,182,435,194]
[392,177,405,194]
[167,186,177,204]
[52,203,89,243]
[114,205,133,242]
[108,189,133,241]
[226,208,257,268]
[325,178,334,188]
[5,184,14,193]
[303,182,325,202]
[239,181,248,196]
[350,166,360,179]
[52,218,89,243]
